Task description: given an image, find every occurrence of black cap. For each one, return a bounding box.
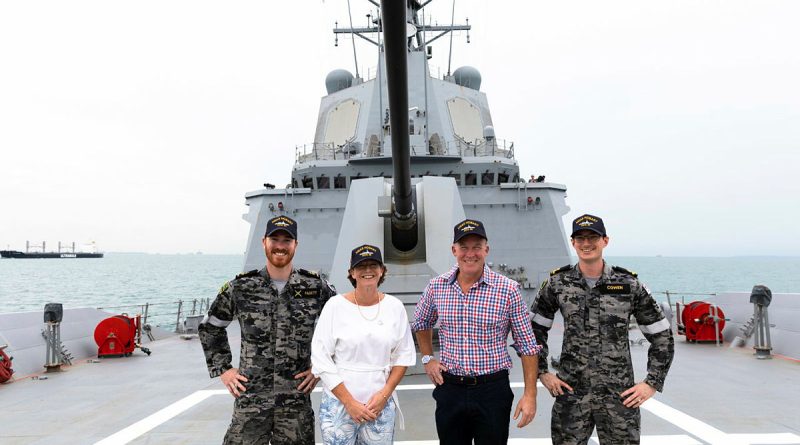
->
[350,244,383,269]
[453,219,488,243]
[265,216,298,239]
[571,214,606,237]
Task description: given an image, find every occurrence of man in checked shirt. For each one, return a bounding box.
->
[412,218,541,445]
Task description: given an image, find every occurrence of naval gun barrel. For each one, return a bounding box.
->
[381,0,418,251]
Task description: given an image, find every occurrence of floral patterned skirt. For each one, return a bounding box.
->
[319,392,396,445]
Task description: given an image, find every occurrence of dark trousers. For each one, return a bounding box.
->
[432,373,515,445]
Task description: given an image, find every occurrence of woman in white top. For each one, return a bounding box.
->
[311,244,416,444]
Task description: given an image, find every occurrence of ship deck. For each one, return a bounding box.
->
[2,321,799,445]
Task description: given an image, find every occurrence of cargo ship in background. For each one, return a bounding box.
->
[0,241,104,259]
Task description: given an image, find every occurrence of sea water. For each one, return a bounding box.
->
[0,254,240,329]
[1,254,798,328]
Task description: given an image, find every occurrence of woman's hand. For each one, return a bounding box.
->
[344,399,378,424]
[365,391,389,416]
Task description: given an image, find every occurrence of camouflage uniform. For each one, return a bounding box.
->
[199,267,335,445]
[530,262,674,445]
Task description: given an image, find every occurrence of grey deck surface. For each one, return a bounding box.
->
[2,321,799,445]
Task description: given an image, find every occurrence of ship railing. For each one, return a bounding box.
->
[361,64,490,84]
[652,290,717,307]
[97,297,212,334]
[448,138,514,159]
[294,137,515,163]
[296,142,338,163]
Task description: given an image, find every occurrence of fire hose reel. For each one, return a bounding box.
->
[0,345,13,383]
[679,301,726,343]
[94,314,152,358]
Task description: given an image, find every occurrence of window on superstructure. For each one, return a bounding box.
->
[465,173,477,186]
[302,177,314,189]
[334,176,347,189]
[498,172,509,184]
[444,173,461,186]
[317,176,330,189]
[481,172,495,185]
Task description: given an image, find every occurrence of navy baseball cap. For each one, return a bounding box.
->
[571,214,606,237]
[453,219,488,243]
[265,216,298,239]
[350,244,383,268]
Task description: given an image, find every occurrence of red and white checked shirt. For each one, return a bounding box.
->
[411,264,541,376]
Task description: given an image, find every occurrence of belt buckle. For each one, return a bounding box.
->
[460,375,478,386]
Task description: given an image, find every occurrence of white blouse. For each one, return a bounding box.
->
[311,293,416,404]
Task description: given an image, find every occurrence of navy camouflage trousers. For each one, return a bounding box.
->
[223,396,315,445]
[551,387,640,445]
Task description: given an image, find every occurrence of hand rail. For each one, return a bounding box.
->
[98,297,210,332]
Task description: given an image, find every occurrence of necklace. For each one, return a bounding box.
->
[353,290,382,323]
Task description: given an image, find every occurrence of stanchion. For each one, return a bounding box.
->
[43,303,64,372]
[750,285,773,359]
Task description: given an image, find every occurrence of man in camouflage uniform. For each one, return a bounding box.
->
[530,214,674,445]
[199,215,335,445]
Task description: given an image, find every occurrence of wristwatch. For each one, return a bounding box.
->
[421,354,434,365]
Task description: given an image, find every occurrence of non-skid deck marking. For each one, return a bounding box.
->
[93,390,219,445]
[94,383,800,445]
[641,398,741,445]
[727,434,800,444]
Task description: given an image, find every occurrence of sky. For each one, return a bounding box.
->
[1,1,798,256]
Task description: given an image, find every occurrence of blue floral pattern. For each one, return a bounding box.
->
[319,392,396,444]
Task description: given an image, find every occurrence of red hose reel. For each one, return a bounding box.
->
[94,314,151,357]
[0,345,13,383]
[679,301,726,343]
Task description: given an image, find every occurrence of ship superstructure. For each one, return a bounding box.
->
[241,0,571,305]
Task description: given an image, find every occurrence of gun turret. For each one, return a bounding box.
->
[382,0,418,252]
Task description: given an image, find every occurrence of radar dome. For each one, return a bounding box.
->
[325,69,355,94]
[453,66,482,90]
[483,125,495,139]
